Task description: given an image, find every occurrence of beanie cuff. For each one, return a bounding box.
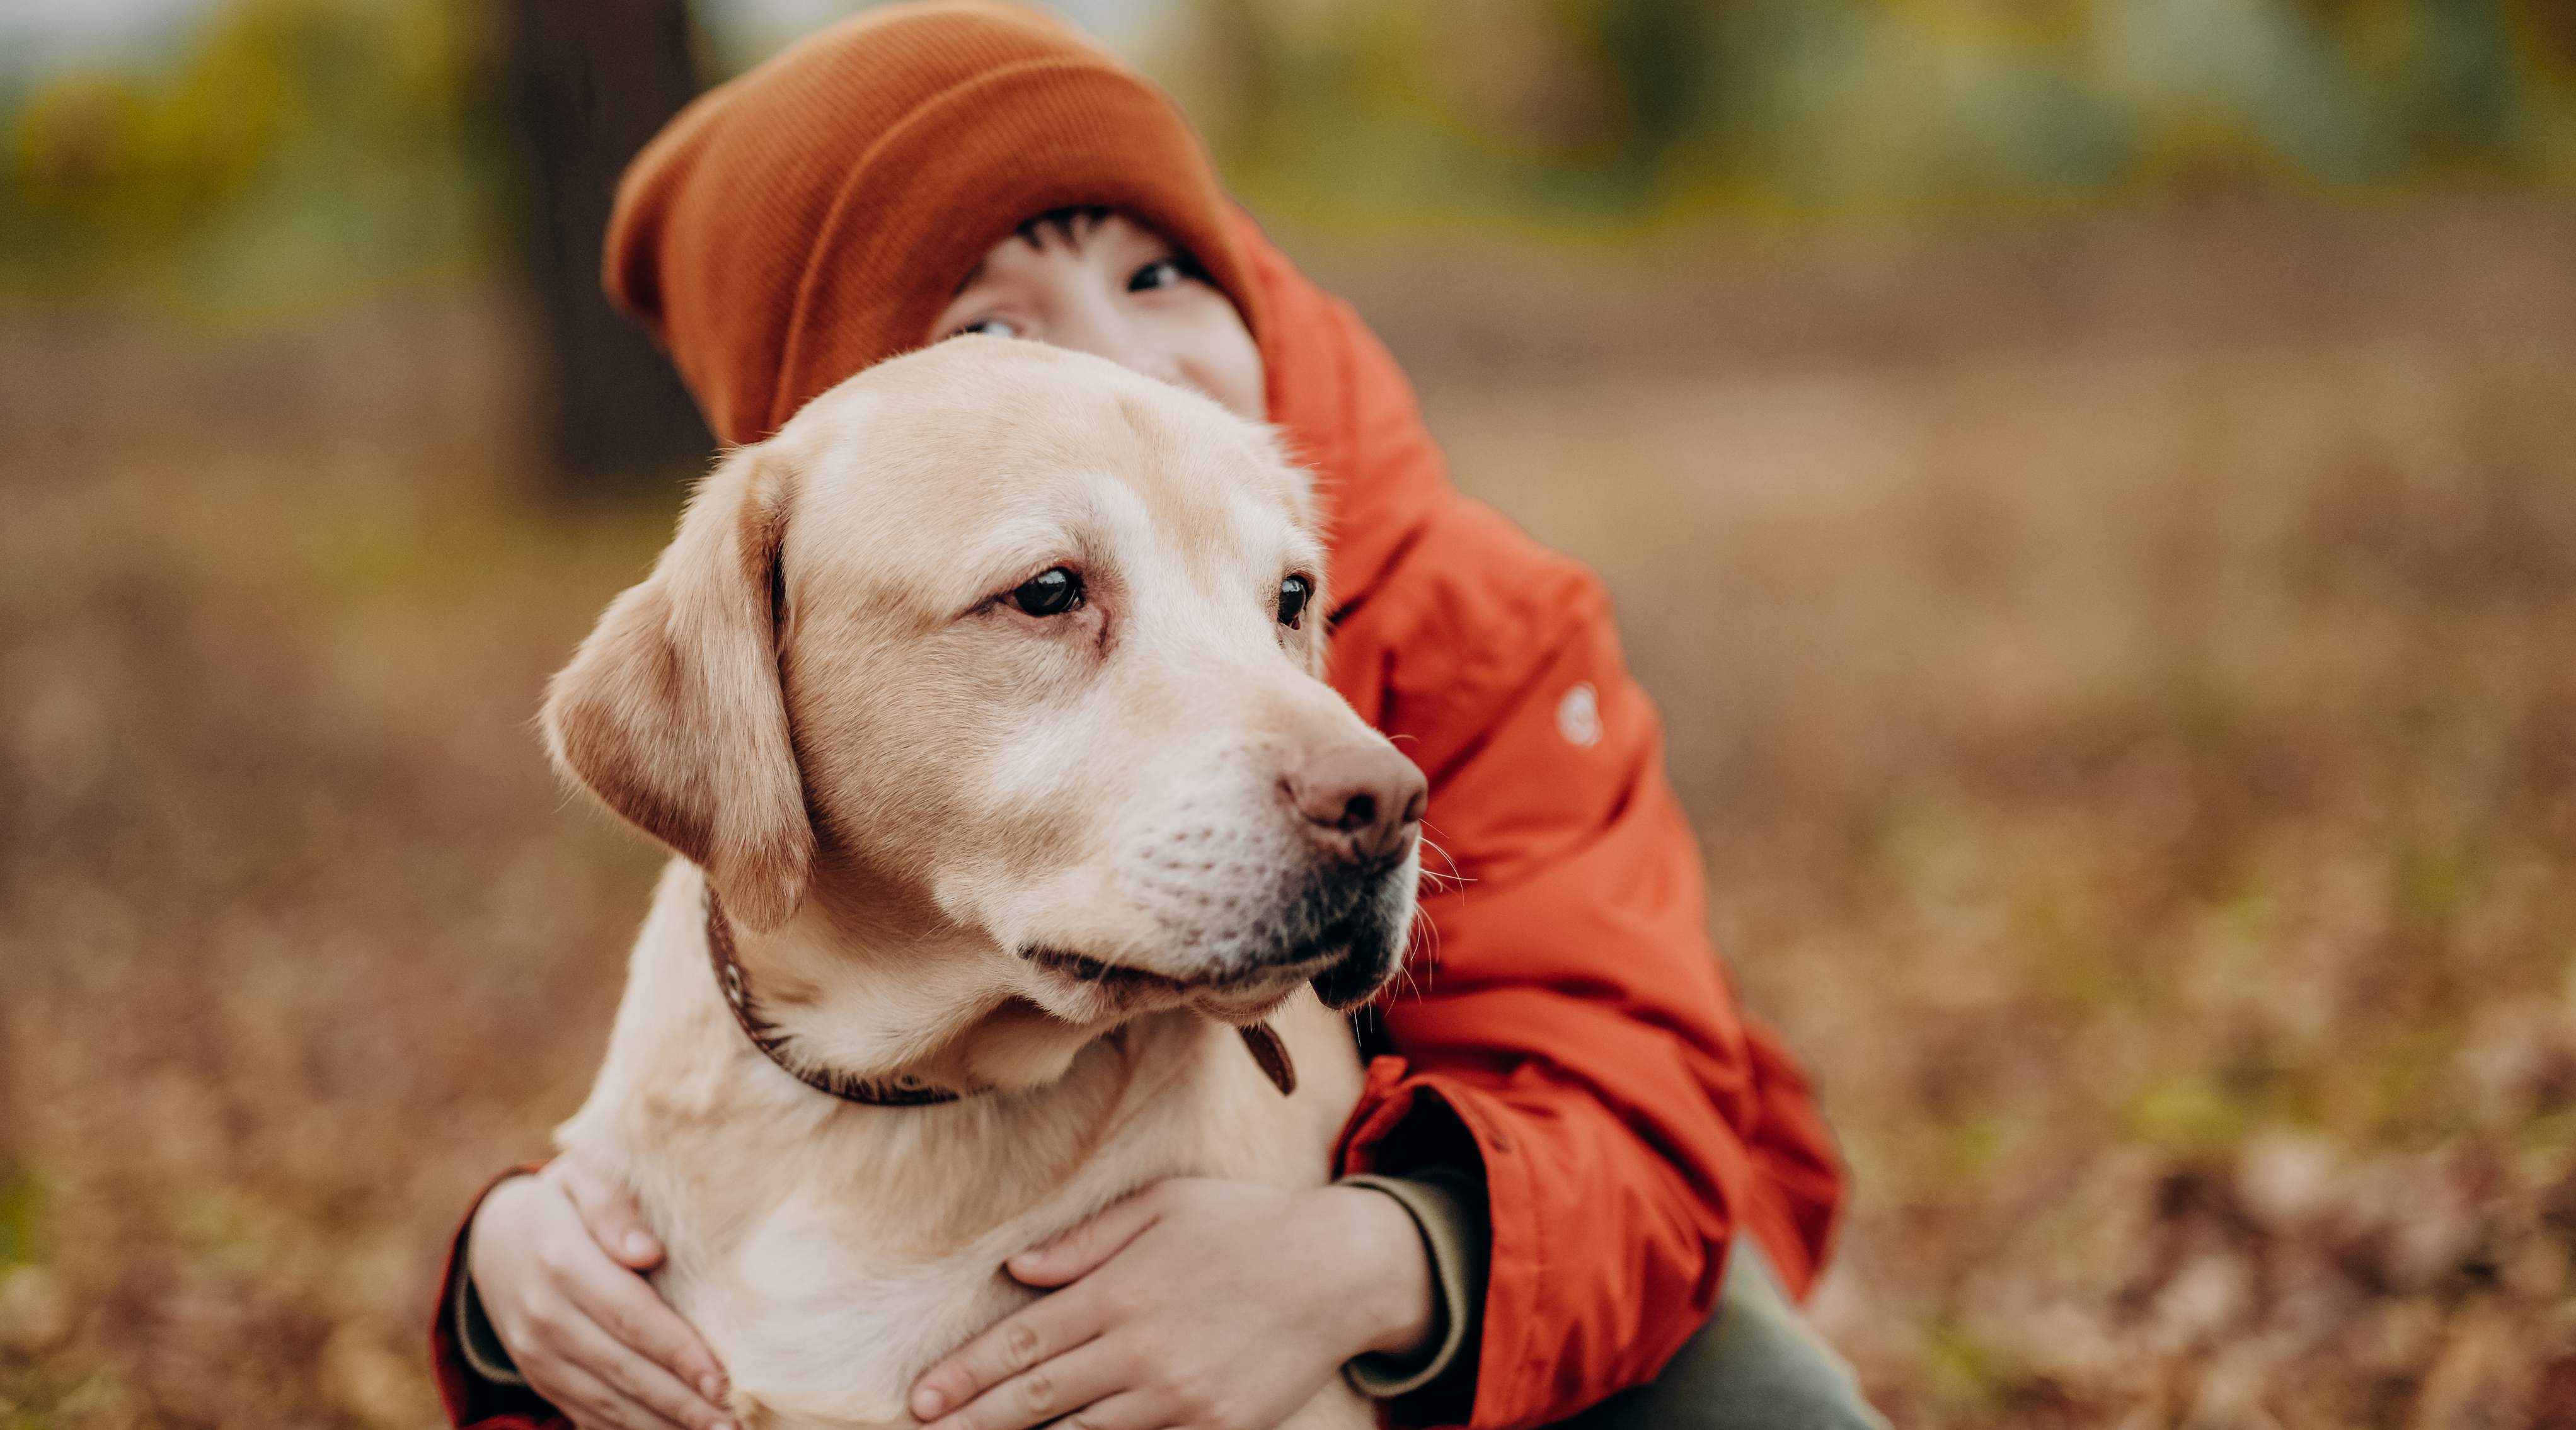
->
[770,59,1263,439]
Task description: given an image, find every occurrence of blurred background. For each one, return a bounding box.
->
[3,1,2574,1426]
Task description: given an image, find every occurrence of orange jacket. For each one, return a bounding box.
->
[1240,219,1844,1427]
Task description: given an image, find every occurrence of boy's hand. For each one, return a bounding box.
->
[466,1159,734,1430]
[909,1179,1435,1430]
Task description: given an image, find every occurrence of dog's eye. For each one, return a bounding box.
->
[1011,567,1083,617]
[1276,574,1313,629]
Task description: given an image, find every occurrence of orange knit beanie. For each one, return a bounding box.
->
[603,0,1265,447]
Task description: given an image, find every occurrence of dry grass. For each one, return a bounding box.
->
[3,194,2574,1429]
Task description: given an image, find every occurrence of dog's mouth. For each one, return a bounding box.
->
[1025,947,1195,993]
[1023,941,1350,1000]
[1022,856,1415,1010]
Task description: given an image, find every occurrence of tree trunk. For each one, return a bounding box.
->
[502,0,710,492]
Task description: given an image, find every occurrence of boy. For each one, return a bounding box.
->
[433,6,1873,1430]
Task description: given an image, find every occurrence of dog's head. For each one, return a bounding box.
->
[543,337,1423,1029]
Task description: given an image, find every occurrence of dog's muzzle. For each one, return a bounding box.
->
[1274,852,1417,1010]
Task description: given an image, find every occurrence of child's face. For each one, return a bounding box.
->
[926,210,1266,423]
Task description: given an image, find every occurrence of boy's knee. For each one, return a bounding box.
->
[1696,1245,1885,1430]
[1689,1288,1885,1430]
[1558,1244,1885,1430]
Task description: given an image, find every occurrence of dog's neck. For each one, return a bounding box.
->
[707,872,1299,1106]
[705,895,969,1103]
[716,889,1115,1099]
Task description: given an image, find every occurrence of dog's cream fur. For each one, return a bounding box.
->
[542,339,1416,1430]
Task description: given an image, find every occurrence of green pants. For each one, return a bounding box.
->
[1556,1245,1888,1430]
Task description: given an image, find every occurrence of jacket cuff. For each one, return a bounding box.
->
[430,1164,568,1429]
[449,1221,531,1388]
[1337,1169,1488,1399]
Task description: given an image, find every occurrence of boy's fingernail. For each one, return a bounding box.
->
[626,1232,657,1259]
[701,1375,727,1401]
[912,1388,945,1419]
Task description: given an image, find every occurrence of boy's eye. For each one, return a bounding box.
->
[956,317,1020,339]
[1127,259,1188,293]
[1010,566,1083,617]
[1276,574,1312,628]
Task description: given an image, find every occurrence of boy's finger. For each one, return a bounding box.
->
[553,1303,735,1430]
[529,1351,687,1430]
[923,1336,1126,1430]
[1032,1388,1161,1430]
[566,1237,733,1415]
[910,1288,1101,1422]
[1005,1190,1163,1288]
[556,1159,664,1268]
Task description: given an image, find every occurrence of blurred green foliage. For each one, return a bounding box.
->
[0,1169,36,1268]
[0,0,502,311]
[3,0,2572,311]
[1176,0,2576,226]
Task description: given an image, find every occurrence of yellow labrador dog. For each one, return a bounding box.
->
[540,336,1423,1430]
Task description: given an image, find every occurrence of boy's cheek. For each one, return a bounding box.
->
[1187,328,1267,421]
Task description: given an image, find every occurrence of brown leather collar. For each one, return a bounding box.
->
[1236,1021,1297,1096]
[703,893,1297,1107]
[706,892,965,1104]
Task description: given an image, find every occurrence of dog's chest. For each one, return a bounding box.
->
[638,1014,1362,1430]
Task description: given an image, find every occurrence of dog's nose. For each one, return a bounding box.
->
[1282,742,1427,863]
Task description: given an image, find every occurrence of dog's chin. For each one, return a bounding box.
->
[1182,979,1306,1025]
[1021,946,1297,1022]
[1021,941,1381,1024]
[1186,938,1403,1021]
[1309,946,1399,1011]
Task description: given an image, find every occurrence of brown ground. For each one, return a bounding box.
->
[3,193,2573,1428]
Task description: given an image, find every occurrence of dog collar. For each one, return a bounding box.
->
[703,894,1298,1106]
[704,892,966,1105]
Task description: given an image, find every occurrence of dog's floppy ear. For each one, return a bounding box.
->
[542,447,813,930]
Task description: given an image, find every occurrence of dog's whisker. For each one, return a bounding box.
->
[1413,835,1469,893]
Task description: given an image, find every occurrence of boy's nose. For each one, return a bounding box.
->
[1282,742,1428,865]
[1052,299,1184,394]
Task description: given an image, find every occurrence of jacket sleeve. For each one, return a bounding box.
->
[429,1167,572,1430]
[1330,498,1837,1430]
